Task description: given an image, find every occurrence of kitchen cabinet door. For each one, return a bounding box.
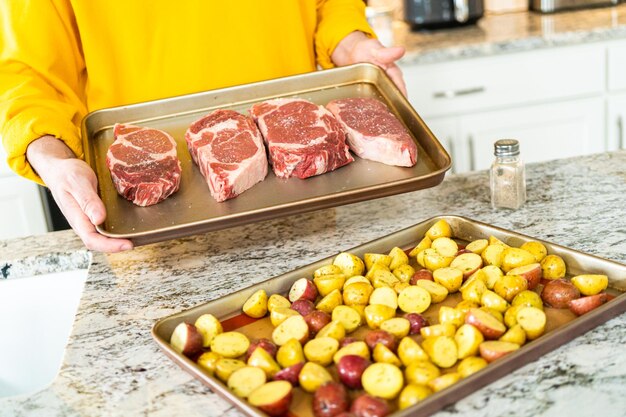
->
[458,97,605,171]
[607,94,626,150]
[0,176,49,239]
[421,116,460,173]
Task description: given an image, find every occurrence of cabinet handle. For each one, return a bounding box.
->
[433,87,485,99]
[468,135,475,171]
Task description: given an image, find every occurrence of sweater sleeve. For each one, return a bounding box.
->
[0,0,87,184]
[315,0,376,69]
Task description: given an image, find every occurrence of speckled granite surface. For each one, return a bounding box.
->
[0,151,624,416]
[390,4,626,64]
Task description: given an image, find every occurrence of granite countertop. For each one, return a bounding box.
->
[1,150,625,416]
[388,3,626,64]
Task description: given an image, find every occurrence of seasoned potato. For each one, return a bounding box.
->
[397,336,429,366]
[515,306,546,340]
[343,282,373,306]
[493,274,528,302]
[433,267,463,293]
[343,275,371,288]
[479,341,520,363]
[215,358,246,383]
[242,289,269,319]
[333,340,370,364]
[431,237,459,258]
[362,362,404,399]
[313,264,343,278]
[304,337,339,366]
[482,265,504,289]
[481,289,509,313]
[540,254,567,279]
[299,362,333,393]
[276,338,305,368]
[194,313,223,348]
[503,305,523,328]
[316,320,346,341]
[520,241,548,262]
[450,252,483,279]
[380,317,411,339]
[425,219,452,240]
[316,289,343,314]
[511,290,544,310]
[270,307,300,327]
[364,253,392,271]
[398,384,433,410]
[500,247,536,272]
[314,274,346,297]
[571,274,608,296]
[499,324,527,345]
[364,304,396,329]
[438,306,465,327]
[388,246,410,270]
[466,239,489,255]
[461,278,487,304]
[371,269,401,289]
[394,282,411,294]
[272,315,309,346]
[455,324,484,359]
[488,235,509,247]
[541,279,580,308]
[369,286,398,310]
[372,343,402,366]
[404,360,440,385]
[428,372,461,392]
[267,294,291,313]
[331,305,362,333]
[365,262,391,280]
[409,236,432,257]
[457,356,488,377]
[197,351,222,375]
[481,245,505,268]
[393,264,416,283]
[211,331,250,359]
[398,285,432,314]
[333,252,365,278]
[422,335,458,368]
[420,323,456,339]
[423,248,454,271]
[247,346,281,377]
[415,279,448,303]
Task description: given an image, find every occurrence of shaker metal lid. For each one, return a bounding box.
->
[494,139,520,156]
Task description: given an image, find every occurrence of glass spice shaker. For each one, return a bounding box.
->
[490,139,526,210]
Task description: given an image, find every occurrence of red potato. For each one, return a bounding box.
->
[479,341,520,363]
[364,329,397,352]
[304,310,332,336]
[337,354,370,389]
[170,322,204,357]
[248,380,293,417]
[272,362,305,386]
[506,263,542,290]
[568,293,610,316]
[350,394,391,417]
[541,279,580,308]
[246,338,278,361]
[455,249,473,256]
[313,382,350,417]
[465,308,506,340]
[339,337,360,348]
[291,299,316,316]
[410,269,434,284]
[450,252,483,279]
[404,313,430,335]
[289,278,318,303]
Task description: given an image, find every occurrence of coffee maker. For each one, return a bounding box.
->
[404,0,484,30]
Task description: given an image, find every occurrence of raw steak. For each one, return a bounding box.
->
[326,97,417,167]
[106,123,181,207]
[185,109,268,202]
[249,98,354,179]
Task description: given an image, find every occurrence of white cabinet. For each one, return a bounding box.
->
[401,42,613,173]
[0,149,49,240]
[607,94,626,151]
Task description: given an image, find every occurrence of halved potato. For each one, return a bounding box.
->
[372,343,402,366]
[194,313,223,348]
[493,274,528,302]
[398,384,433,410]
[276,338,305,368]
[380,317,411,339]
[388,246,410,270]
[397,336,429,366]
[428,372,461,392]
[313,264,343,278]
[364,304,396,329]
[333,252,365,278]
[571,274,609,296]
[520,241,548,262]
[479,341,520,362]
[362,362,404,400]
[457,356,488,377]
[364,253,392,271]
[210,331,250,359]
[420,323,456,339]
[316,320,346,341]
[333,340,370,364]
[272,315,309,346]
[303,336,339,366]
[393,264,416,283]
[431,237,459,258]
[371,269,401,289]
[313,274,346,297]
[466,239,488,255]
[243,289,269,319]
[404,360,441,385]
[425,219,452,240]
[267,294,291,312]
[500,247,536,273]
[415,279,448,304]
[369,286,398,310]
[450,252,483,279]
[480,289,509,313]
[331,305,362,333]
[422,336,458,368]
[248,380,293,417]
[247,346,281,377]
[215,358,246,382]
[499,324,527,345]
[433,267,463,293]
[228,367,268,399]
[409,236,432,257]
[455,324,484,359]
[316,288,343,314]
[398,285,432,314]
[515,306,546,340]
[343,282,373,306]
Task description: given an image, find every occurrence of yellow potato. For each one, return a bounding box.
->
[520,241,548,262]
[493,274,528,302]
[272,315,309,346]
[227,366,266,398]
[438,306,465,328]
[215,358,246,383]
[422,335,458,368]
[332,252,365,278]
[242,289,269,318]
[316,320,346,341]
[481,244,505,268]
[364,253,392,271]
[389,246,410,270]
[371,269,400,288]
[423,248,454,271]
[313,274,346,297]
[503,305,524,328]
[499,324,527,345]
[466,239,489,255]
[247,346,281,377]
[420,323,456,339]
[362,363,404,400]
[313,264,343,278]
[404,360,441,385]
[398,384,433,410]
[415,280,449,303]
[398,285,432,314]
[394,282,411,294]
[433,267,463,293]
[461,278,487,304]
[409,236,432,257]
[333,341,370,364]
[298,362,333,393]
[482,265,504,289]
[364,304,397,329]
[455,300,480,316]
[342,282,373,306]
[373,343,402,366]
[416,249,427,268]
[480,307,504,324]
[481,289,509,313]
[197,351,222,375]
[511,290,544,310]
[397,336,429,366]
[455,324,484,359]
[540,254,567,279]
[431,237,459,258]
[267,294,291,312]
[393,264,416,283]
[515,306,546,340]
[194,313,223,348]
[343,275,370,288]
[457,356,488,378]
[428,372,461,392]
[210,331,250,358]
[380,317,411,339]
[571,274,608,296]
[331,305,362,333]
[369,286,399,310]
[270,306,300,327]
[315,288,343,314]
[365,262,391,280]
[303,337,339,366]
[276,338,304,368]
[500,247,536,272]
[488,235,509,247]
[425,219,453,240]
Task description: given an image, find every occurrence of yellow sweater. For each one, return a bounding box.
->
[0,0,373,184]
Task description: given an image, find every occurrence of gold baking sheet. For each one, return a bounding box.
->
[82,64,451,246]
[151,215,626,417]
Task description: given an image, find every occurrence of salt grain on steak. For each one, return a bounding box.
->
[185,109,268,202]
[106,123,181,206]
[249,98,353,179]
[326,97,417,167]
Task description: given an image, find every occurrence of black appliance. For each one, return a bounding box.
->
[404,0,484,30]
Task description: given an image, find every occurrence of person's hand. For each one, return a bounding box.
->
[26,136,133,253]
[331,31,407,96]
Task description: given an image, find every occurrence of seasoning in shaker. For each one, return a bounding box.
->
[490,139,526,210]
